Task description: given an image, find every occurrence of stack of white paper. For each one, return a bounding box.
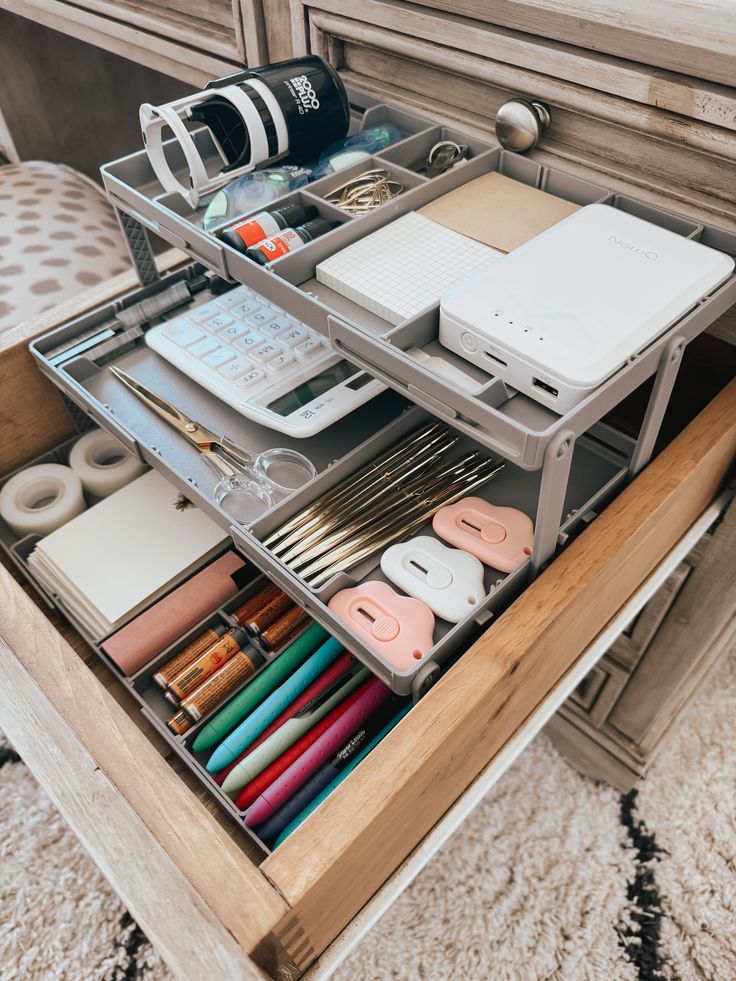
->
[315,212,501,325]
[28,470,227,639]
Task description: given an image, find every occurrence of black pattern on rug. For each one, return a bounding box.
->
[619,788,671,981]
[0,743,21,768]
[111,911,150,981]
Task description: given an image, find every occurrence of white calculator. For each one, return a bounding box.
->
[146,285,384,437]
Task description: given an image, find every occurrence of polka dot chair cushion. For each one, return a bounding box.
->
[0,161,131,332]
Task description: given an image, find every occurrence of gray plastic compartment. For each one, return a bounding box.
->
[27,273,633,695]
[101,91,736,471]
[230,404,633,694]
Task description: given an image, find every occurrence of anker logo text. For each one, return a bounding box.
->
[609,235,658,260]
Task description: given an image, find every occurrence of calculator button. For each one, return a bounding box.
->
[189,336,220,357]
[250,340,281,364]
[267,351,295,372]
[163,320,205,347]
[280,325,309,348]
[203,346,235,368]
[232,299,261,318]
[236,368,267,391]
[207,313,234,332]
[218,322,250,342]
[218,357,252,380]
[260,317,291,338]
[189,305,218,324]
[217,290,252,310]
[294,337,324,359]
[245,306,277,328]
[234,331,265,352]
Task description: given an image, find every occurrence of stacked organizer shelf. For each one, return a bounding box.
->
[10,88,736,849]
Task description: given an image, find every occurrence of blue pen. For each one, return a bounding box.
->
[271,703,411,846]
[206,636,343,772]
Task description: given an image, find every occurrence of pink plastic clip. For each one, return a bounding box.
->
[432,497,534,573]
[328,581,435,672]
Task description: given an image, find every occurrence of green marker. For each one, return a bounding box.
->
[273,703,412,847]
[192,622,329,752]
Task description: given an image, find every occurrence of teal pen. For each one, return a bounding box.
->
[206,636,344,771]
[273,703,412,847]
[192,622,328,752]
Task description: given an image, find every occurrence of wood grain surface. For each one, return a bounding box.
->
[0,250,186,477]
[0,567,289,980]
[262,378,736,956]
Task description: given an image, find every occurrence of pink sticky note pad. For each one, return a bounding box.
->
[328,581,435,672]
[433,497,534,573]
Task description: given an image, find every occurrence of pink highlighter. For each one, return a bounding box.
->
[327,581,435,671]
[433,497,534,573]
[245,676,390,827]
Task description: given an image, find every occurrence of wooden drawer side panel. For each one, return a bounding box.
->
[0,575,289,978]
[262,379,736,959]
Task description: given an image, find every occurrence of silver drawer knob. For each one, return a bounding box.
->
[495,99,551,153]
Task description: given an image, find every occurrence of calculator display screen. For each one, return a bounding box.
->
[267,360,360,416]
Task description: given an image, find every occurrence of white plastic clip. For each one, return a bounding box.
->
[381,536,486,623]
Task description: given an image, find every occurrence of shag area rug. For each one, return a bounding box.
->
[2,647,735,981]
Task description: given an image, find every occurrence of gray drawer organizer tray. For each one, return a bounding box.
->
[30,89,736,695]
[28,266,631,697]
[15,86,736,847]
[0,435,285,854]
[15,87,736,848]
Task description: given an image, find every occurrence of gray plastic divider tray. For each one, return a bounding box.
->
[0,439,289,852]
[100,89,736,470]
[28,269,633,694]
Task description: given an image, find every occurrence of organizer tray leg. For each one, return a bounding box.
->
[530,428,576,577]
[629,334,686,476]
[116,208,160,287]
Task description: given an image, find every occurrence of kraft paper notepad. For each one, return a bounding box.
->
[315,212,502,326]
[419,172,581,253]
[29,471,227,638]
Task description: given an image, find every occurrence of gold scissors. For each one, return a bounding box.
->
[110,366,258,481]
[109,366,316,520]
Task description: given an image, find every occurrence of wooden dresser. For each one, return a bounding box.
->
[0,3,735,978]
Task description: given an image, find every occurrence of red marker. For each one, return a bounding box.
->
[235,682,365,810]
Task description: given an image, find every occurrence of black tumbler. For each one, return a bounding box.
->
[195,55,350,172]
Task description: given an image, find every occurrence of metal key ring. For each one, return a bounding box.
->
[427,140,465,166]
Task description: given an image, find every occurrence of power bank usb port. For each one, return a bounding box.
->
[532,378,559,398]
[483,351,507,368]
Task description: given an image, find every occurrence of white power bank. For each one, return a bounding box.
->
[439,203,734,412]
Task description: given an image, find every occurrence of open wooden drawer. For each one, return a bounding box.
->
[0,253,735,978]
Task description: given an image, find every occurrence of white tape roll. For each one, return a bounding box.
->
[0,463,86,537]
[69,429,146,498]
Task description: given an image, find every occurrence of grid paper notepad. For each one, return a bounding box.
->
[315,212,503,326]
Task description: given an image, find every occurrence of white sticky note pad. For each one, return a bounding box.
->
[316,212,502,326]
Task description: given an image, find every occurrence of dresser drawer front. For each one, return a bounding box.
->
[295,0,736,233]
[3,315,736,980]
[6,0,268,84]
